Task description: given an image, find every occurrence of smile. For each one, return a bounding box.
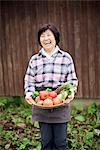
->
[44,42,51,45]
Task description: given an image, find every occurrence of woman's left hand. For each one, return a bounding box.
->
[65,94,74,103]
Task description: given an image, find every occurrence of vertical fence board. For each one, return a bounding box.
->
[0,2,4,95]
[87,2,96,98]
[67,1,75,58]
[96,4,100,97]
[60,1,69,51]
[11,3,23,95]
[74,2,83,97]
[1,5,10,95]
[80,2,89,98]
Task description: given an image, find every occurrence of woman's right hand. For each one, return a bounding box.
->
[25,96,35,106]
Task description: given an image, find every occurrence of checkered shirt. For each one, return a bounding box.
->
[24,46,78,97]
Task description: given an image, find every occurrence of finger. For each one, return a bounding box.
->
[68,98,73,101]
[26,98,34,105]
[68,96,74,101]
[28,98,36,105]
[66,96,73,103]
[26,99,33,105]
[66,99,71,103]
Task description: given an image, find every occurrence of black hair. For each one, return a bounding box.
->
[38,24,60,46]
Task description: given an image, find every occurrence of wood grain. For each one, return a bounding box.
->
[0,1,100,98]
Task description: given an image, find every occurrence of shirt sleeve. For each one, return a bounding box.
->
[67,55,78,89]
[24,58,35,97]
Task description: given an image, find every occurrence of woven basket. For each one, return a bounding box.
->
[33,98,70,109]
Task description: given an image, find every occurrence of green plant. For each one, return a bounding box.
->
[0,97,99,150]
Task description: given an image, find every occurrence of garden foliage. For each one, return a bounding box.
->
[0,97,99,150]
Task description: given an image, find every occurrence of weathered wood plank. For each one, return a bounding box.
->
[96,4,100,98]
[80,1,89,98]
[74,2,83,97]
[7,4,17,96]
[1,5,10,95]
[60,1,69,51]
[67,1,75,58]
[0,2,5,95]
[87,2,96,98]
[11,4,19,96]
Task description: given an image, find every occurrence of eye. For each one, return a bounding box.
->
[47,34,50,36]
[41,35,45,38]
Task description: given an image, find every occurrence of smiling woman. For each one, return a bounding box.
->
[40,29,56,54]
[24,24,78,150]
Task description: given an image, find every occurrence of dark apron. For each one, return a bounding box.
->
[32,86,71,123]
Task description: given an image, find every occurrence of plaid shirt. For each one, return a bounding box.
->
[24,46,78,97]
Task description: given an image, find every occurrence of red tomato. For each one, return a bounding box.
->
[49,91,57,98]
[40,91,49,100]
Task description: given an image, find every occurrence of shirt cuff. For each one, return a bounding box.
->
[25,92,33,98]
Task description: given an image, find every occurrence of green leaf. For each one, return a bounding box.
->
[75,115,85,122]
[83,131,94,145]
[87,103,96,114]
[57,93,64,100]
[74,103,84,111]
[32,91,39,99]
[46,88,52,92]
[23,138,30,145]
[84,132,93,140]
[0,125,3,132]
[34,121,39,128]
[19,144,26,149]
[4,131,13,140]
[61,90,68,99]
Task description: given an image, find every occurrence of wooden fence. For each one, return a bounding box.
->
[0,1,100,98]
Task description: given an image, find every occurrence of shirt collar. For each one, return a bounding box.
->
[38,45,64,58]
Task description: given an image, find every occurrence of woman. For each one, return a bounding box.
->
[24,24,78,150]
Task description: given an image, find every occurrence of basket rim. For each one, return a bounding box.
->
[33,98,70,109]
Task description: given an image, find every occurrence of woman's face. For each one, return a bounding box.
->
[40,29,56,53]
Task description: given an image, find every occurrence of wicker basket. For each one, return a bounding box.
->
[33,98,70,109]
